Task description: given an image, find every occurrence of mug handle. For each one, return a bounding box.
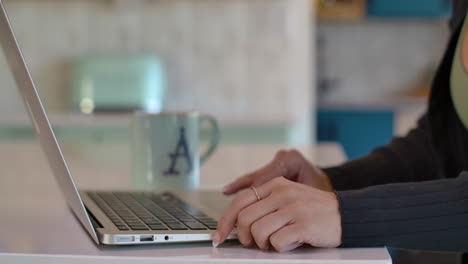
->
[199,114,220,165]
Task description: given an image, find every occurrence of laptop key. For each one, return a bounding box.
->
[165,223,188,230]
[149,225,168,230]
[143,217,159,221]
[181,220,201,225]
[199,220,217,225]
[204,222,218,226]
[196,216,216,221]
[141,219,159,223]
[125,220,143,224]
[129,224,146,227]
[170,227,188,230]
[159,216,175,220]
[130,225,149,230]
[189,227,208,230]
[144,220,162,225]
[177,217,195,221]
[162,220,179,224]
[148,223,165,227]
[184,222,208,230]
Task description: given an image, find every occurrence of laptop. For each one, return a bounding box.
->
[0,0,236,245]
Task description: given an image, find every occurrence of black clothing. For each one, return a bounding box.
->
[451,0,468,32]
[324,4,468,251]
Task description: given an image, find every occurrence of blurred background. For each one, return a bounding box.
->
[0,0,451,163]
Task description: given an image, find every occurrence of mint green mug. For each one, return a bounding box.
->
[131,112,220,190]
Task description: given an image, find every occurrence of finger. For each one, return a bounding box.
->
[236,191,288,247]
[269,224,304,252]
[216,177,285,244]
[279,150,308,181]
[216,184,272,244]
[251,150,305,184]
[223,150,290,195]
[250,209,292,250]
[222,173,255,195]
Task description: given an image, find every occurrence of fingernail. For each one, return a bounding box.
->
[280,243,302,252]
[222,185,230,193]
[212,232,220,248]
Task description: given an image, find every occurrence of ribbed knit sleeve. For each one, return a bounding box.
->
[337,171,468,252]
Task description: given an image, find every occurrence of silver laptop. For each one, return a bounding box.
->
[0,0,236,245]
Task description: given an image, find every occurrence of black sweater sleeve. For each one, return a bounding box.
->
[323,114,444,191]
[337,171,468,251]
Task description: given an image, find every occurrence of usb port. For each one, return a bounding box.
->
[140,235,153,242]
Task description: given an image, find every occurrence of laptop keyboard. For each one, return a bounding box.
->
[87,192,218,231]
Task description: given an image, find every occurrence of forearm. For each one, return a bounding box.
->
[337,171,468,251]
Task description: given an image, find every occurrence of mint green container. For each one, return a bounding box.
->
[72,55,166,114]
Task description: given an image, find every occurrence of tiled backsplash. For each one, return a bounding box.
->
[0,0,314,143]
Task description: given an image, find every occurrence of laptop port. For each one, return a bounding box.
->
[140,235,153,242]
[116,236,135,243]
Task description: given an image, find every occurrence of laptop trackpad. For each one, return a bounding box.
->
[172,190,233,219]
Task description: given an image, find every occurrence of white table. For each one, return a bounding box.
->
[0,142,391,263]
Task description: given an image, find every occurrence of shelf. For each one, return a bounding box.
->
[0,114,292,144]
[317,16,450,24]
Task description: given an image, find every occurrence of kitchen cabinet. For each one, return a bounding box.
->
[367,0,451,17]
[317,109,394,159]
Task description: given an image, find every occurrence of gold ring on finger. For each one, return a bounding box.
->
[250,186,262,202]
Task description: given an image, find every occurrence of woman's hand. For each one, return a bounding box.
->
[213,177,342,252]
[223,149,334,195]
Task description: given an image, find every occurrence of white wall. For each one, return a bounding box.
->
[0,0,314,144]
[317,19,449,103]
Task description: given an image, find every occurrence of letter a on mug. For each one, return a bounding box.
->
[164,127,193,175]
